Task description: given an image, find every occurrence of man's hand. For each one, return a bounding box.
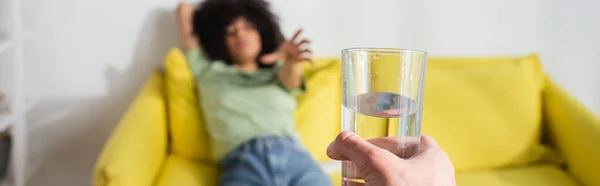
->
[327,131,456,186]
[260,28,312,65]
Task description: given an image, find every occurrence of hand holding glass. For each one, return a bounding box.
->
[341,48,427,185]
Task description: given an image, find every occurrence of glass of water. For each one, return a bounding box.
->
[341,48,427,185]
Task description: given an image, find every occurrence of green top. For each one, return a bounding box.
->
[186,47,303,161]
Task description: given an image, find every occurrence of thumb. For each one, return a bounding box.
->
[327,131,387,167]
[260,51,282,64]
[413,135,442,157]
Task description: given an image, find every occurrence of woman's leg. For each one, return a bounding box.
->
[285,144,332,186]
[219,136,332,186]
[219,141,272,186]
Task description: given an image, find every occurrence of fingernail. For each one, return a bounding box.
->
[326,142,334,154]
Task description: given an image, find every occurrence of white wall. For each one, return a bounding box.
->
[20,1,185,183]
[6,0,600,184]
[22,0,182,97]
[538,0,600,114]
[273,0,600,114]
[18,0,600,112]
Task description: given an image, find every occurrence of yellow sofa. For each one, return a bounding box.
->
[94,48,600,186]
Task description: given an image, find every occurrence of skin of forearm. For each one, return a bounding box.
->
[177,3,198,51]
[278,62,303,89]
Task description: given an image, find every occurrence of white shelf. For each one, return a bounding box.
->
[3,0,31,185]
[0,98,37,132]
[0,31,32,53]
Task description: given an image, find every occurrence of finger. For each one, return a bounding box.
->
[327,131,391,167]
[260,52,282,64]
[417,135,440,155]
[290,28,303,43]
[368,136,420,159]
[295,39,311,47]
[298,49,312,59]
[299,49,312,54]
[297,49,313,64]
[301,58,314,65]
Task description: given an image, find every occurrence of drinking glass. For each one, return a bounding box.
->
[341,48,428,185]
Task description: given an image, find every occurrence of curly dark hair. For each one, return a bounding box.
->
[192,0,284,68]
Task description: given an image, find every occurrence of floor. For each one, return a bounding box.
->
[28,133,105,186]
[24,95,142,185]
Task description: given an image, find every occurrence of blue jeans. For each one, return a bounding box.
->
[220,135,332,186]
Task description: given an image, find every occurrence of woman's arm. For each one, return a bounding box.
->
[177,2,199,52]
[278,62,304,89]
[261,29,312,90]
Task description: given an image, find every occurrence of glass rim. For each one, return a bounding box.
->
[342,47,427,55]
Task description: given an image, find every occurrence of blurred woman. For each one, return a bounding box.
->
[177,0,330,185]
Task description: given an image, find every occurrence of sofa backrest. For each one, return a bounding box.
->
[314,54,549,171]
[165,48,550,170]
[423,54,548,171]
[299,54,551,171]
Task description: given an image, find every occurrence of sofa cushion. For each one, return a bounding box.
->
[156,155,218,186]
[423,54,549,171]
[94,72,169,186]
[164,48,212,163]
[456,165,578,186]
[295,59,343,162]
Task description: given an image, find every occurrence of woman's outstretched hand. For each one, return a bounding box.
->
[260,28,313,65]
[327,131,456,186]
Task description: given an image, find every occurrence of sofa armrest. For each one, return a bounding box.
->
[543,76,600,186]
[94,71,169,186]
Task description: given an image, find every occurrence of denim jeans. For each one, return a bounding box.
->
[219,135,332,186]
